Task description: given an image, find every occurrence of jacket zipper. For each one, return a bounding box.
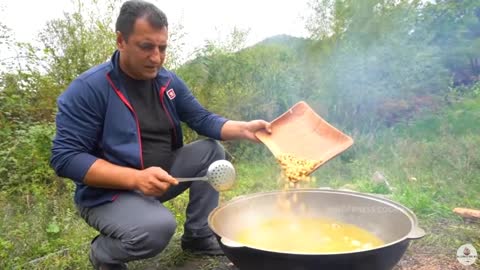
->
[106,74,145,169]
[159,79,177,146]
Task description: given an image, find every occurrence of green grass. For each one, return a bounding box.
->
[1,98,480,269]
[0,160,281,270]
[2,140,478,269]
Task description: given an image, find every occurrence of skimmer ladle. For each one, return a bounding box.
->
[175,160,236,191]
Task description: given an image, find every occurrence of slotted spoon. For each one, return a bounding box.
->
[175,160,236,191]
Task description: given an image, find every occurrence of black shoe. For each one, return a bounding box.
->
[181,235,224,256]
[89,236,128,270]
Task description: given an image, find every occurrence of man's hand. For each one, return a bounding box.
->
[221,120,272,142]
[133,167,179,196]
[242,120,272,142]
[84,159,178,196]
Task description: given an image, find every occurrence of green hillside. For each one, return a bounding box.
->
[0,0,479,269]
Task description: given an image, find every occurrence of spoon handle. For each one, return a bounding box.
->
[176,176,208,182]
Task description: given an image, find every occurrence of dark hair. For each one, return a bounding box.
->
[115,0,168,41]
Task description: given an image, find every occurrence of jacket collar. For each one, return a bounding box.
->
[107,50,171,92]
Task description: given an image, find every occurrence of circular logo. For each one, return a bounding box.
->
[457,244,478,266]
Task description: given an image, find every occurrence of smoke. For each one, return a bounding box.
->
[299,0,477,133]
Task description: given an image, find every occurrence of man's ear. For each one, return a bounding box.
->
[116,31,126,50]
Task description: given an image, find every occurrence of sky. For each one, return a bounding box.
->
[0,0,311,62]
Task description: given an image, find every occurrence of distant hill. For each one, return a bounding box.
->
[248,34,312,53]
[178,34,310,71]
[256,34,310,46]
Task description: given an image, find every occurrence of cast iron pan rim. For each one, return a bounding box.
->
[209,188,421,256]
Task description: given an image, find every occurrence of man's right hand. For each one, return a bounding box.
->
[133,167,179,196]
[84,159,178,196]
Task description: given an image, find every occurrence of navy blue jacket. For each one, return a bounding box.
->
[50,51,228,207]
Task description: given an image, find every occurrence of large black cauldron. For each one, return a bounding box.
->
[208,189,425,270]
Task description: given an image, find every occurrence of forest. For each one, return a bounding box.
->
[0,0,479,269]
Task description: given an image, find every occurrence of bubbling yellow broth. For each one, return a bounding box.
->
[235,217,384,253]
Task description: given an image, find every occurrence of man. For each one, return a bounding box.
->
[49,0,271,269]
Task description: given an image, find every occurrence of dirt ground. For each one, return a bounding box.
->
[145,250,478,270]
[393,253,477,270]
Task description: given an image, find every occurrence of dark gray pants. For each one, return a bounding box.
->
[78,139,225,264]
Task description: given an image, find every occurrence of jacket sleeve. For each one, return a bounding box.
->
[50,78,104,184]
[172,73,228,140]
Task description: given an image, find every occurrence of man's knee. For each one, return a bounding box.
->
[204,138,225,160]
[124,211,177,258]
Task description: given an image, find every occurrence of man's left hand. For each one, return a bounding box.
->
[221,120,272,142]
[242,120,272,142]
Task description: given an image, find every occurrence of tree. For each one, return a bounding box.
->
[421,0,480,86]
[0,3,17,81]
[303,0,451,131]
[0,0,120,124]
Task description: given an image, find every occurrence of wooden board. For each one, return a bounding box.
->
[255,101,354,175]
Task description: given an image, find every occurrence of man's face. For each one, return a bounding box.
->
[117,18,168,80]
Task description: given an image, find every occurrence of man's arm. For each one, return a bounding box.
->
[220,120,272,142]
[84,159,178,196]
[50,79,177,197]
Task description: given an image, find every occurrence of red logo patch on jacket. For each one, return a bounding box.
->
[166,88,176,100]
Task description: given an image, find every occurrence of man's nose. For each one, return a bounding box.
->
[149,48,163,64]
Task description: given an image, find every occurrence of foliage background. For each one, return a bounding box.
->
[0,0,479,268]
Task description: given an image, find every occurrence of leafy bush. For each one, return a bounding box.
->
[0,123,57,195]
